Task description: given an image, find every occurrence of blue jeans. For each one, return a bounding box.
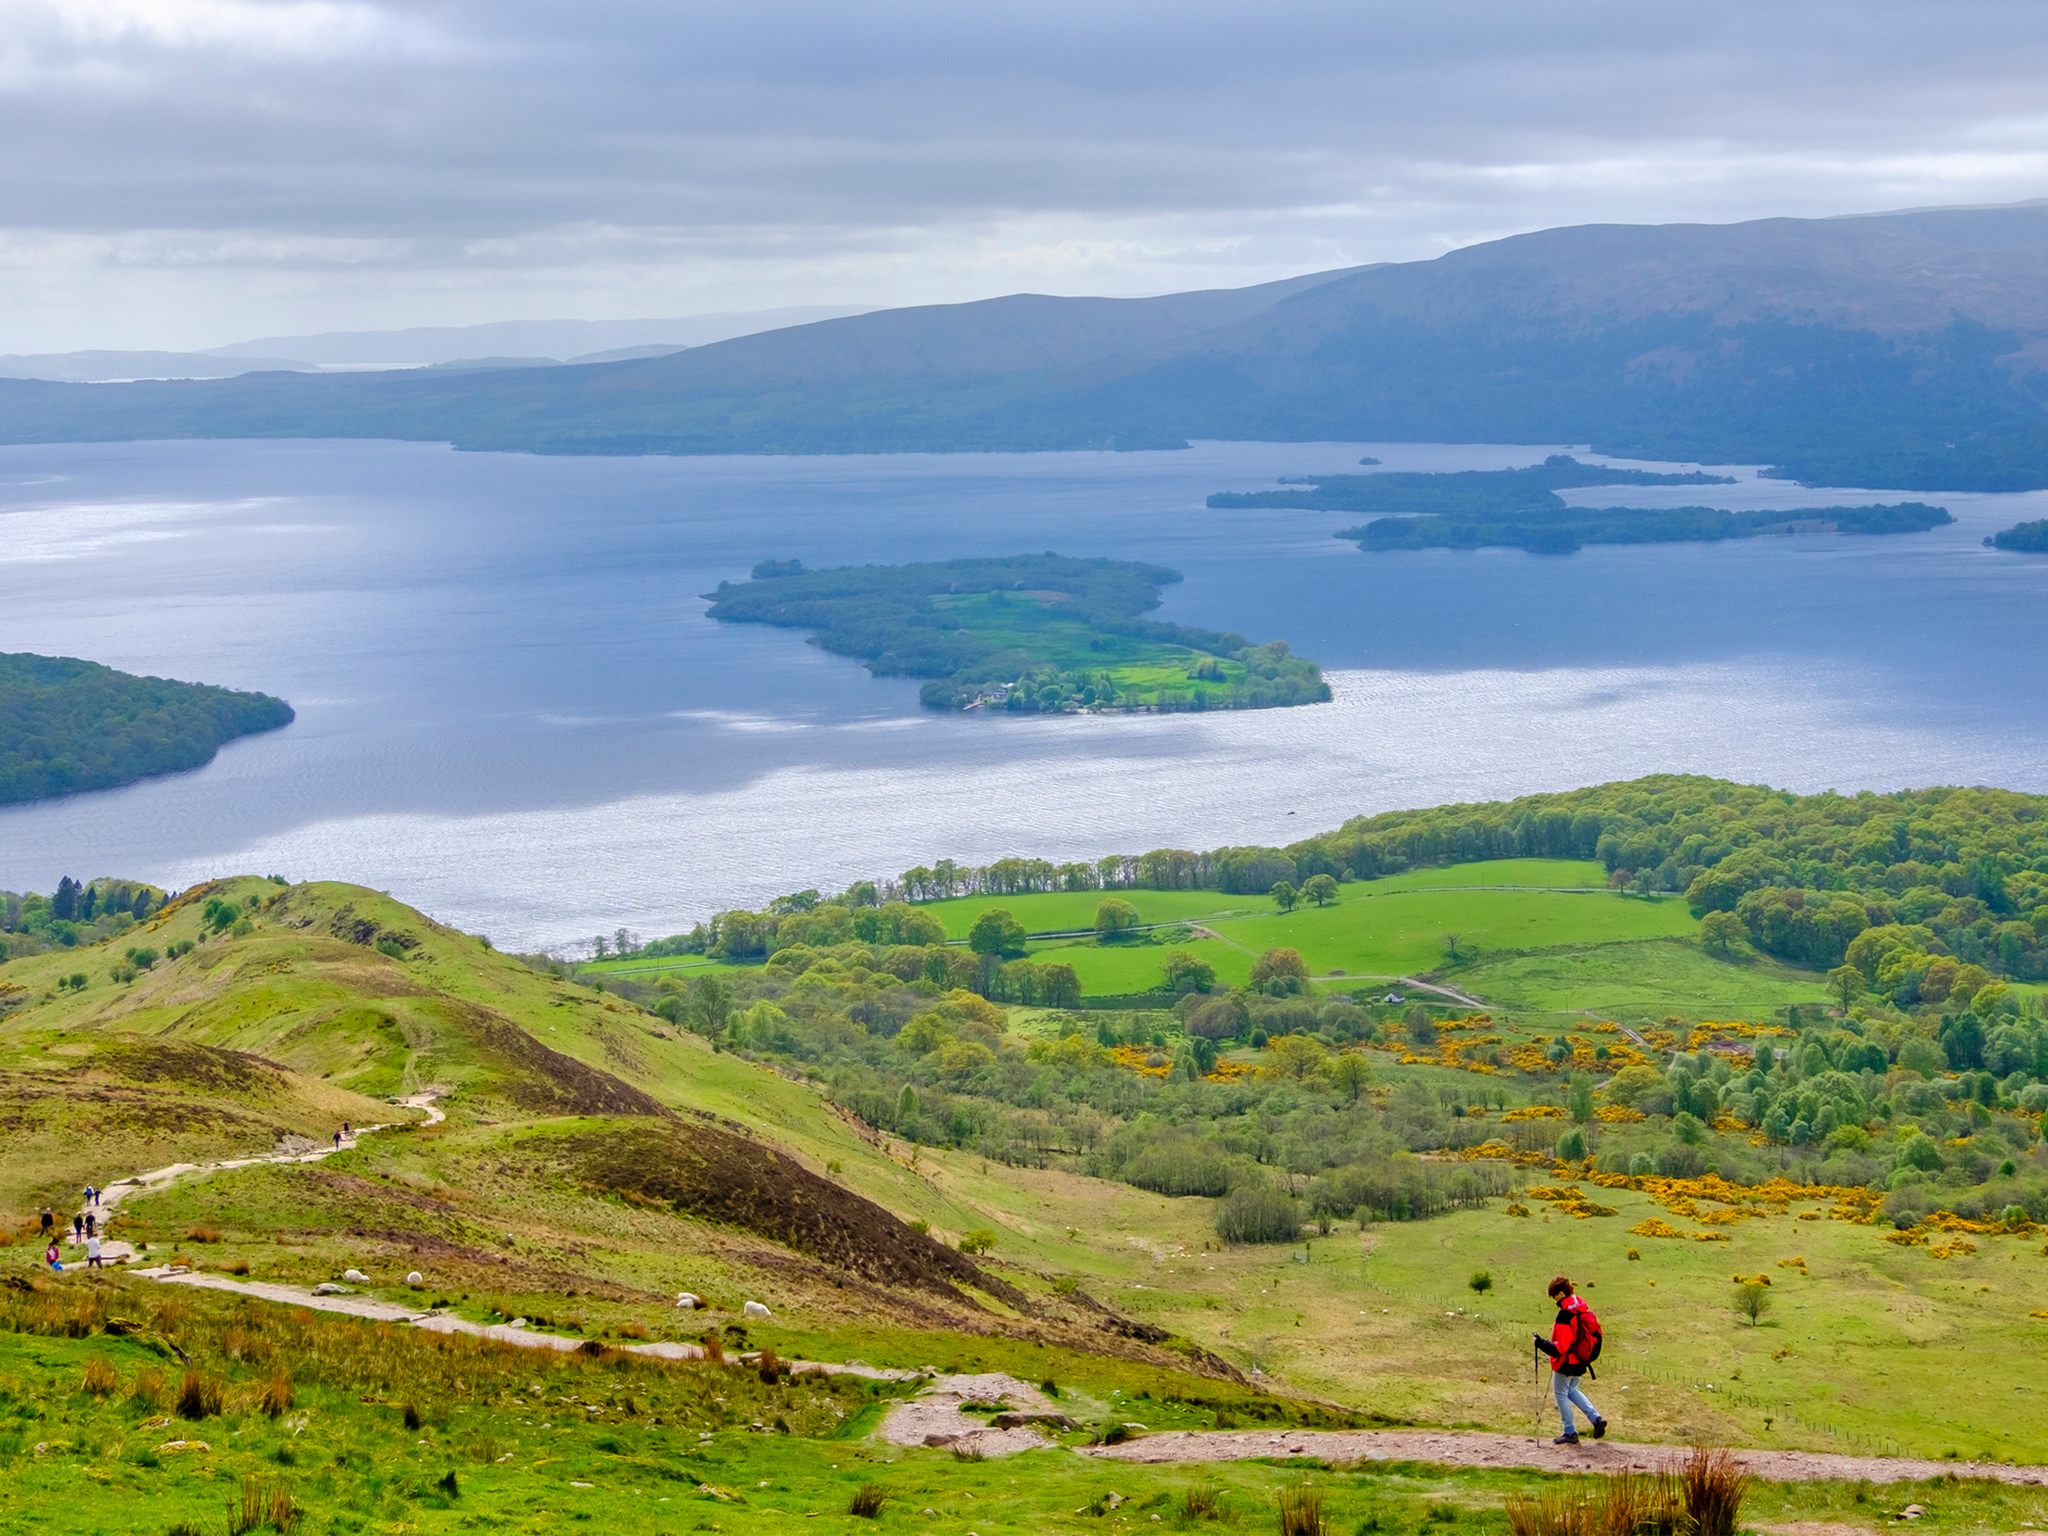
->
[1553,1372,1600,1434]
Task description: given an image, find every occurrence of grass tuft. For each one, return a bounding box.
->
[1278,1484,1325,1536]
[81,1354,119,1397]
[1682,1447,1748,1536]
[847,1483,888,1519]
[178,1369,224,1420]
[258,1368,293,1418]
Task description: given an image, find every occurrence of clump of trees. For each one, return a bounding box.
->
[2,878,166,960]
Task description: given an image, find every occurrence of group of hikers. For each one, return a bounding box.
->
[38,1184,108,1271]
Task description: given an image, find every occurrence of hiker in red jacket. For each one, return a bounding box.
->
[1532,1274,1607,1445]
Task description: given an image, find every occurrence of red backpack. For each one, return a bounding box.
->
[1561,1296,1603,1374]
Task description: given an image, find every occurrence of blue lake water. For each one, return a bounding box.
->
[2,437,2045,951]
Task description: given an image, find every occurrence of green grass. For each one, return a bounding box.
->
[933,590,1251,691]
[7,1282,2042,1535]
[1460,938,1826,1018]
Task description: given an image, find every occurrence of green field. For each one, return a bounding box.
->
[1009,878,1708,1000]
[1461,937,1827,1017]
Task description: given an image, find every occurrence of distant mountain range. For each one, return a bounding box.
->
[9,205,2048,488]
[0,306,876,383]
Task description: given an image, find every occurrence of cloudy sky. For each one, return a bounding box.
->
[6,0,2048,351]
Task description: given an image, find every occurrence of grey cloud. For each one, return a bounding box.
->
[5,0,2048,348]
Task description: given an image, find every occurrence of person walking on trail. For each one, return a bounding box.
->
[1532,1274,1607,1445]
[333,1130,343,1150]
[84,1212,95,1239]
[86,1234,102,1269]
[71,1213,83,1240]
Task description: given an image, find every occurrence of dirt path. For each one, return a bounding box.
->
[1084,1428,2048,1485]
[60,1092,444,1266]
[878,1373,1069,1455]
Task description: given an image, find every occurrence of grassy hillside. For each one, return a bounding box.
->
[5,863,2047,1532]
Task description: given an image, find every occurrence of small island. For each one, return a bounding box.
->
[1,652,295,805]
[1208,454,1953,555]
[1988,519,2048,552]
[705,553,1331,712]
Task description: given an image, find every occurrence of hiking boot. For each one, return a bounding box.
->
[1554,1431,1580,1445]
[1591,1417,1608,1440]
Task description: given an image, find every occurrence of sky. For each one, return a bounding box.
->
[6,0,2048,352]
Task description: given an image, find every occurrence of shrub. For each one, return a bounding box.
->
[81,1356,119,1397]
[374,937,407,960]
[1213,1185,1302,1244]
[1468,1271,1493,1293]
[958,1229,997,1255]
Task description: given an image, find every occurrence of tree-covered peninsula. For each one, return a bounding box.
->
[1208,455,1954,554]
[704,553,1331,712]
[1988,519,2048,552]
[0,652,294,804]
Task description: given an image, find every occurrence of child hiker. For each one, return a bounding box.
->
[1532,1274,1607,1445]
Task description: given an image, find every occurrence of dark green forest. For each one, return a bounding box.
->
[1338,501,1951,556]
[704,553,1329,712]
[1989,519,2048,551]
[0,652,294,804]
[1209,457,1953,555]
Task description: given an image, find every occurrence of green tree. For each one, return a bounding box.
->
[1732,1279,1774,1327]
[1567,1074,1595,1123]
[1249,947,1309,988]
[686,975,735,1039]
[1556,1128,1588,1161]
[1038,963,1082,1009]
[1301,874,1339,907]
[1271,881,1299,912]
[1405,1003,1436,1048]
[1442,932,1461,962]
[1825,963,1865,1013]
[1094,897,1140,942]
[1699,910,1745,955]
[1160,949,1217,995]
[1330,1052,1374,1103]
[968,908,1027,958]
